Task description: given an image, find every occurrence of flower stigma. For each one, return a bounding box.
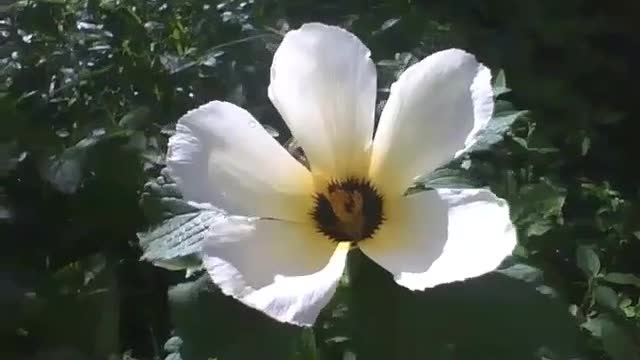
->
[311,178,384,243]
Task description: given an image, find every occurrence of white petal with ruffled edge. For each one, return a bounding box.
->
[269,23,377,180]
[202,216,348,326]
[369,49,494,195]
[360,188,516,290]
[166,101,313,221]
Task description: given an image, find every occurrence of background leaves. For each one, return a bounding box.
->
[2,0,639,359]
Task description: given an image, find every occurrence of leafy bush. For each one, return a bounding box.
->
[2,0,638,359]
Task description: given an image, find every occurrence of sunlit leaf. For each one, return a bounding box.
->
[164,336,184,353]
[576,245,600,278]
[138,210,227,274]
[413,167,482,192]
[603,273,640,288]
[492,69,510,96]
[466,109,528,152]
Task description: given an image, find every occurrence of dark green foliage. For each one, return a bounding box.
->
[2,0,638,359]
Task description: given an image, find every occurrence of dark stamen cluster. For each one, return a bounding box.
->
[311,178,384,242]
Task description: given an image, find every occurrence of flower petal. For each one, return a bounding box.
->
[360,188,516,290]
[370,49,494,195]
[202,216,348,326]
[269,23,377,180]
[167,101,313,221]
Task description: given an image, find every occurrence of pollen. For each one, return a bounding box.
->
[311,178,384,242]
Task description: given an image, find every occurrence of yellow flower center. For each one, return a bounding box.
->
[311,178,384,242]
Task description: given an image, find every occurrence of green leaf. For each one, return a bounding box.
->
[46,149,86,194]
[581,135,591,156]
[498,263,562,298]
[600,316,640,360]
[164,353,182,360]
[373,18,401,35]
[512,180,566,237]
[348,251,580,360]
[493,69,510,96]
[118,106,151,130]
[168,276,304,360]
[164,336,184,353]
[45,137,100,193]
[414,167,482,191]
[139,168,211,222]
[498,263,542,282]
[594,285,618,310]
[526,220,554,237]
[603,273,640,288]
[576,245,601,278]
[138,210,226,273]
[467,110,528,152]
[620,298,636,317]
[290,328,320,360]
[581,315,605,337]
[45,131,133,194]
[485,110,528,136]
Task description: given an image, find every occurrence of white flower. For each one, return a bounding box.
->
[166,23,517,326]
